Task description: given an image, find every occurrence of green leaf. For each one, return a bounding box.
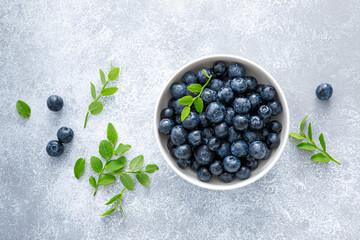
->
[108,67,120,81]
[101,208,115,216]
[105,158,126,172]
[194,97,204,113]
[90,82,96,100]
[311,153,330,163]
[300,115,308,132]
[99,69,106,85]
[136,173,150,187]
[178,96,193,105]
[88,101,103,115]
[99,140,113,159]
[114,143,131,155]
[297,142,316,150]
[99,175,116,185]
[74,158,85,179]
[101,87,118,96]
[319,133,326,151]
[89,176,96,188]
[145,164,159,173]
[113,157,126,173]
[308,122,312,140]
[202,68,210,78]
[120,174,134,191]
[289,133,304,140]
[16,100,31,118]
[187,84,202,93]
[105,194,121,205]
[90,156,103,173]
[181,106,191,121]
[129,155,144,171]
[107,123,118,144]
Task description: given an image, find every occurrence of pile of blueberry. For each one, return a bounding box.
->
[45,95,74,157]
[158,61,283,183]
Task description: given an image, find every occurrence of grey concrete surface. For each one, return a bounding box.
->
[1,0,360,239]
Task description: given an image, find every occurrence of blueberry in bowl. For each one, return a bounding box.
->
[154,55,289,190]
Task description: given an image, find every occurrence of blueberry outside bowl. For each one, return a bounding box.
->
[154,55,290,190]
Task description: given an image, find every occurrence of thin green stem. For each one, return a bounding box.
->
[114,188,127,218]
[302,134,340,165]
[93,157,110,196]
[111,170,145,175]
[189,71,213,108]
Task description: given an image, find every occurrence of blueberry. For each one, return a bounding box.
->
[213,61,226,76]
[191,160,200,171]
[168,98,176,108]
[245,159,258,171]
[225,107,236,125]
[170,125,188,146]
[46,140,64,157]
[167,138,175,150]
[209,160,224,175]
[173,99,185,114]
[57,127,74,143]
[188,130,203,146]
[216,141,231,159]
[268,100,282,116]
[261,128,271,140]
[260,147,271,160]
[47,95,64,112]
[316,83,333,100]
[255,84,265,94]
[214,122,229,139]
[218,172,234,183]
[223,78,232,87]
[174,144,192,160]
[248,93,262,110]
[183,72,198,85]
[244,76,258,92]
[249,116,264,130]
[197,67,211,84]
[223,155,241,172]
[208,137,221,151]
[197,167,212,182]
[217,87,234,104]
[205,102,226,123]
[231,140,248,158]
[198,113,210,128]
[182,111,199,130]
[202,128,215,140]
[161,107,175,119]
[228,126,241,143]
[175,115,182,125]
[260,85,276,101]
[233,97,251,114]
[158,118,175,135]
[233,115,249,131]
[258,105,272,119]
[243,131,261,143]
[231,77,248,94]
[246,154,255,162]
[236,167,251,180]
[228,63,245,78]
[170,82,187,99]
[201,88,217,104]
[249,141,267,159]
[194,145,214,165]
[269,120,282,133]
[176,159,191,169]
[267,133,280,149]
[209,79,224,91]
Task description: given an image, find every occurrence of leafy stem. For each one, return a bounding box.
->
[93,157,111,196]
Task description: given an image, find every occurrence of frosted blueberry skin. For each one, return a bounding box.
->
[197,67,211,84]
[197,167,212,182]
[191,160,200,171]
[201,88,217,104]
[205,102,226,123]
[231,77,248,94]
[223,155,241,173]
[46,140,64,157]
[233,115,249,131]
[258,105,272,119]
[316,83,333,100]
[194,145,214,165]
[255,84,265,94]
[217,87,235,104]
[209,79,224,91]
[160,107,175,119]
[47,95,64,112]
[267,133,280,149]
[228,63,245,78]
[244,76,258,92]
[260,85,276,101]
[183,72,198,85]
[182,111,199,130]
[261,147,272,160]
[269,120,282,134]
[57,127,74,143]
[213,61,227,76]
[231,140,249,158]
[268,100,282,116]
[202,128,215,141]
[176,159,191,169]
[173,99,185,114]
[224,107,236,125]
[214,122,229,139]
[207,137,221,151]
[174,144,192,160]
[249,141,267,159]
[245,159,259,171]
[218,172,234,183]
[175,115,182,125]
[170,125,188,146]
[170,82,187,99]
[168,98,176,108]
[248,93,262,111]
[249,116,264,130]
[188,130,203,147]
[228,126,241,143]
[209,160,224,176]
[243,131,261,144]
[216,141,231,159]
[236,167,251,180]
[158,118,175,135]
[233,97,251,114]
[198,113,210,128]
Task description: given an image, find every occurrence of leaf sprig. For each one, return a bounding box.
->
[178,69,212,121]
[73,122,159,217]
[289,116,340,165]
[84,63,120,128]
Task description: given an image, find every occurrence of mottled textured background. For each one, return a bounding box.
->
[1,0,360,239]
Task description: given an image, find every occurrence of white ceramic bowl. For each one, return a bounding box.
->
[154,55,289,190]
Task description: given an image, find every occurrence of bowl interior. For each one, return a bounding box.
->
[154,55,289,190]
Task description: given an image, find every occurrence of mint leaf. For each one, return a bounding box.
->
[90,82,96,100]
[297,142,316,150]
[181,106,191,121]
[16,100,31,118]
[300,115,308,132]
[187,84,202,93]
[90,156,103,173]
[89,176,96,188]
[101,208,115,216]
[101,87,118,96]
[99,140,113,159]
[129,155,144,172]
[136,173,150,187]
[107,123,118,144]
[99,175,116,185]
[289,133,304,140]
[178,96,193,105]
[194,97,204,113]
[74,158,85,179]
[145,164,159,173]
[105,194,122,205]
[105,158,126,172]
[311,153,330,163]
[89,101,103,115]
[319,133,326,151]
[120,174,134,191]
[308,122,312,140]
[114,144,131,155]
[108,67,120,81]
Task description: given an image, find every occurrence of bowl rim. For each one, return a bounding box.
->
[154,54,290,190]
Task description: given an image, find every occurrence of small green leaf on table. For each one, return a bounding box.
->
[90,82,96,100]
[16,100,31,118]
[107,123,118,144]
[101,208,115,216]
[297,142,316,150]
[89,176,96,188]
[99,140,113,159]
[289,133,304,140]
[74,158,85,179]
[108,67,120,81]
[129,155,144,171]
[101,87,118,96]
[311,153,330,163]
[99,69,106,84]
[136,173,150,187]
[114,144,131,155]
[120,174,134,191]
[105,194,122,205]
[89,101,103,115]
[319,133,326,151]
[90,156,103,173]
[99,175,116,185]
[145,164,159,173]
